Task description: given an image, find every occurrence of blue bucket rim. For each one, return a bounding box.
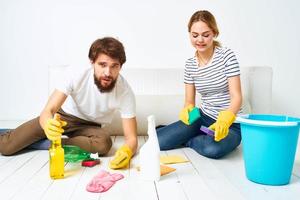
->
[236,114,300,127]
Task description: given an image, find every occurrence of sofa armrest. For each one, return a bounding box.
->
[247,66,273,113]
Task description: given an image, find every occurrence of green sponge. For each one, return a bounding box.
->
[188,107,201,124]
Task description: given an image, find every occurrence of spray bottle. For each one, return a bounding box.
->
[49,114,64,179]
[139,115,160,181]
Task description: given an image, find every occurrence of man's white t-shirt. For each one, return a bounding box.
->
[56,67,136,125]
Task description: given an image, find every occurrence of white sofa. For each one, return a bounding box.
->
[49,66,273,135]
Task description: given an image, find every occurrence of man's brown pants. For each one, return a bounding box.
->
[0,109,112,156]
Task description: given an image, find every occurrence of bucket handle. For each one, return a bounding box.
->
[236,115,299,127]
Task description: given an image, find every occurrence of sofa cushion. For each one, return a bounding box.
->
[49,66,272,136]
[103,95,184,135]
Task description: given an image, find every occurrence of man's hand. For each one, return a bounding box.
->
[209,110,236,142]
[44,113,67,141]
[109,145,133,169]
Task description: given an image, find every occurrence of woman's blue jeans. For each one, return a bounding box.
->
[157,110,241,159]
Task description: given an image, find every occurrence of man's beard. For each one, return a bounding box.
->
[94,74,117,93]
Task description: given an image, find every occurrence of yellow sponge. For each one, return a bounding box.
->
[160,155,189,164]
[160,165,176,176]
[136,165,176,176]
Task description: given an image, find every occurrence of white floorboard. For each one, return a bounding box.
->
[0,136,299,200]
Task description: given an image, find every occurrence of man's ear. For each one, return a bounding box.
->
[90,59,94,64]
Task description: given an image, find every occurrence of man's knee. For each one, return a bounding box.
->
[91,134,112,155]
[0,145,18,156]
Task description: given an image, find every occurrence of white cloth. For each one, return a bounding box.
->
[56,67,136,125]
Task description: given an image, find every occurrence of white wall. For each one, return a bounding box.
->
[0,0,299,120]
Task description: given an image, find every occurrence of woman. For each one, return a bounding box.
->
[157,10,242,159]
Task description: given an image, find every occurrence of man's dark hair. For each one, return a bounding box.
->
[88,37,126,65]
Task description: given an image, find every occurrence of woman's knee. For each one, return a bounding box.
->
[158,137,171,150]
[157,132,184,150]
[157,120,198,150]
[202,137,241,159]
[188,135,239,159]
[199,145,226,159]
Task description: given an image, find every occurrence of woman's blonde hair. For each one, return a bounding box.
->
[188,10,221,47]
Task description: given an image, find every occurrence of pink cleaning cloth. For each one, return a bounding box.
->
[86,170,124,193]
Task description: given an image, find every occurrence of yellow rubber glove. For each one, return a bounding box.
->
[179,104,194,125]
[209,110,236,142]
[109,145,133,169]
[44,113,67,141]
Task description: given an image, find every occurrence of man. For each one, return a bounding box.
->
[0,37,137,169]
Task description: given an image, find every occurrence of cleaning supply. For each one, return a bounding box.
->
[189,107,201,124]
[44,113,67,141]
[237,114,300,185]
[49,138,64,179]
[159,155,189,164]
[49,114,65,179]
[136,165,176,176]
[160,165,176,176]
[86,170,124,193]
[179,105,201,125]
[200,125,215,136]
[63,145,91,163]
[179,105,193,125]
[139,115,160,181]
[82,158,100,167]
[109,145,133,169]
[209,110,236,142]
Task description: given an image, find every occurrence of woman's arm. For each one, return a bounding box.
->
[227,76,242,114]
[184,83,196,107]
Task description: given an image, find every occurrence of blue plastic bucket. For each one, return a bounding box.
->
[237,114,300,185]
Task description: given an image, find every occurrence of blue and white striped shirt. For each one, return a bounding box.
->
[184,46,241,120]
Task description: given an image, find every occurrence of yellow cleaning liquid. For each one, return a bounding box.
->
[49,139,64,179]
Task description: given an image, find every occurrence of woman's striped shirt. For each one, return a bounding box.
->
[184,46,241,120]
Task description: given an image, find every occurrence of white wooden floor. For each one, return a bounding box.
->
[1,136,300,200]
